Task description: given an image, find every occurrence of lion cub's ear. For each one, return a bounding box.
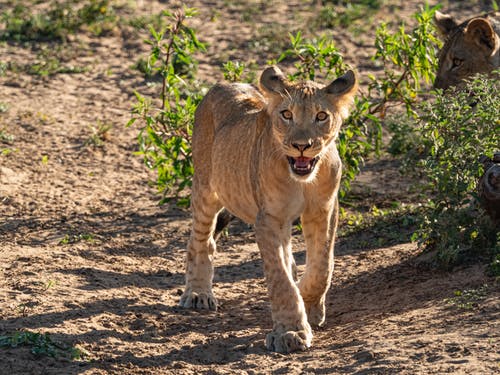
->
[260,66,290,95]
[434,11,459,38]
[324,70,358,120]
[465,18,498,55]
[325,70,357,95]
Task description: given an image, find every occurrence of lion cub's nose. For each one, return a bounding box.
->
[292,142,312,152]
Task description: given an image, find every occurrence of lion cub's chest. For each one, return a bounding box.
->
[212,169,306,227]
[211,123,306,225]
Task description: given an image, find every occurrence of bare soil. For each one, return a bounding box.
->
[0,1,498,374]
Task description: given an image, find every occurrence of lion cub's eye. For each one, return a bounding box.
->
[281,110,293,121]
[452,58,463,69]
[316,111,328,122]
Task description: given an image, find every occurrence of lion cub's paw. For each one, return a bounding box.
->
[265,328,312,353]
[305,301,326,327]
[179,290,217,311]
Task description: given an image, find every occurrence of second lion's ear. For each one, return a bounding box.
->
[465,18,498,55]
[434,11,459,38]
[260,66,289,95]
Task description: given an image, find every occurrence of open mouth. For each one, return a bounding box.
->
[286,156,319,176]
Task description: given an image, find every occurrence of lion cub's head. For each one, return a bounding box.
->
[259,66,357,181]
[434,11,500,90]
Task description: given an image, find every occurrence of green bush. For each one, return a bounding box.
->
[412,73,500,270]
[276,31,347,81]
[317,1,382,29]
[0,0,116,41]
[128,8,205,206]
[0,331,88,360]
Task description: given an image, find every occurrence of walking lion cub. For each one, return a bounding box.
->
[179,66,357,353]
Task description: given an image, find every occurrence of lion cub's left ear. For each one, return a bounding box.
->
[465,18,499,55]
[324,70,358,120]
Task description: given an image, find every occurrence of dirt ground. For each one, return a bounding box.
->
[0,1,499,374]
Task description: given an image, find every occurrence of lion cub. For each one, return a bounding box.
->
[434,10,500,89]
[179,66,357,353]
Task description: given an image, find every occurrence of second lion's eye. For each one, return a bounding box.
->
[316,111,328,122]
[452,58,463,68]
[281,110,293,120]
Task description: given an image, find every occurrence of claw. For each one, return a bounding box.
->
[179,290,217,311]
[265,328,312,353]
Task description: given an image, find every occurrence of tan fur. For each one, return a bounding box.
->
[434,11,500,89]
[179,66,357,353]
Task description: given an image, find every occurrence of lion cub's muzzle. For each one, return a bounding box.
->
[286,141,320,176]
[286,155,319,176]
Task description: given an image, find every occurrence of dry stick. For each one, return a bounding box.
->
[369,69,410,116]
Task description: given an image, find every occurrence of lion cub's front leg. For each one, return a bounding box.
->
[255,213,312,353]
[298,201,338,327]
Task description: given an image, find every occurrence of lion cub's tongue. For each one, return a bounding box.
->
[295,156,312,168]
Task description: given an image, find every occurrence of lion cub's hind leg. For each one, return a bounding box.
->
[179,186,223,311]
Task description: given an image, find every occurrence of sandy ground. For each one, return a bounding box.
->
[1,1,499,374]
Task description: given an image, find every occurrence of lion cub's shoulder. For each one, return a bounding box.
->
[203,82,266,112]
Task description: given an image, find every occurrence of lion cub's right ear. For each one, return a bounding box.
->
[434,11,459,38]
[259,66,290,95]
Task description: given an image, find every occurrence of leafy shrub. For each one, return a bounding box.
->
[222,60,257,83]
[344,4,441,195]
[0,0,116,41]
[370,5,440,118]
[412,73,500,270]
[30,46,88,76]
[0,331,88,360]
[128,8,205,205]
[317,0,382,29]
[276,31,347,81]
[445,284,490,310]
[2,45,88,77]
